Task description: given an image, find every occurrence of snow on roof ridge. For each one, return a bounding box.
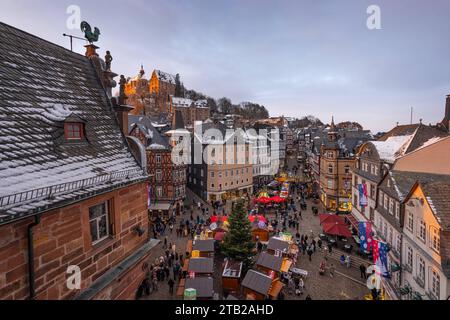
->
[371,134,414,163]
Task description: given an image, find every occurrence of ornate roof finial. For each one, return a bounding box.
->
[80,21,101,44]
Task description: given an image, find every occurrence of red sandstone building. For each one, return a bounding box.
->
[0,23,158,300]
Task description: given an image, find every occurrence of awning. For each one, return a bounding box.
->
[322,222,352,238]
[148,202,172,211]
[346,214,360,230]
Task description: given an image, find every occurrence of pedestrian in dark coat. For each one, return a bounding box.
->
[168,277,175,292]
[360,264,367,279]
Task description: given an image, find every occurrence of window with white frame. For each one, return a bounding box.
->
[430,269,440,299]
[389,198,394,215]
[407,246,413,270]
[395,203,400,220]
[396,234,401,254]
[156,170,162,181]
[211,171,214,178]
[328,164,333,174]
[156,154,162,164]
[417,256,425,284]
[89,202,110,245]
[327,179,333,189]
[419,220,426,243]
[383,195,388,210]
[156,186,163,197]
[407,211,414,232]
[431,227,440,253]
[379,191,384,206]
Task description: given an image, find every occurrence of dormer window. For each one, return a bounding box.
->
[63,113,86,142]
[65,122,84,141]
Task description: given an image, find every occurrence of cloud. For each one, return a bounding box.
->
[1,0,449,132]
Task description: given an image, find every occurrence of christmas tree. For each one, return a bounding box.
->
[220,201,255,267]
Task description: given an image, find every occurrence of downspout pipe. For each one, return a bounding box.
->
[27,215,41,300]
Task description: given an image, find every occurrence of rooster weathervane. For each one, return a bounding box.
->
[80,21,101,44]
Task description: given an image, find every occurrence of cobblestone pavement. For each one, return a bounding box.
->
[282,154,370,300]
[142,155,371,300]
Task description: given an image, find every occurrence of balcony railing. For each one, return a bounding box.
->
[0,168,147,208]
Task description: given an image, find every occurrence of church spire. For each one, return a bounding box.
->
[138,64,145,78]
[330,116,336,132]
[328,116,337,142]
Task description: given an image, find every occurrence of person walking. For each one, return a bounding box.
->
[307,246,314,262]
[340,254,345,266]
[168,278,175,295]
[346,255,351,269]
[360,264,367,279]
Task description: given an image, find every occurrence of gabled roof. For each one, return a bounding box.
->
[267,237,289,253]
[0,22,146,223]
[379,124,448,154]
[154,70,176,84]
[172,97,193,108]
[188,258,214,274]
[416,177,450,230]
[371,135,414,163]
[128,115,170,150]
[192,239,215,252]
[256,252,283,271]
[241,270,273,295]
[404,175,450,277]
[184,277,214,298]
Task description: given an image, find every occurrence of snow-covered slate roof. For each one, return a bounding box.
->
[172,97,193,107]
[371,135,414,163]
[0,22,147,222]
[128,115,171,150]
[155,70,176,84]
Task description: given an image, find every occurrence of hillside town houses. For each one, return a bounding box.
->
[1,21,450,301]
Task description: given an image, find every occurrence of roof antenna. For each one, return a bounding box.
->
[63,33,86,52]
[410,106,413,125]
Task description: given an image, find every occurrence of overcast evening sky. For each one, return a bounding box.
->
[1,0,450,133]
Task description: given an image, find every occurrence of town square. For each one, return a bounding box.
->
[0,0,449,304]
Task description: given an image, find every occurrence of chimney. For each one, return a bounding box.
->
[445,94,450,131]
[85,44,99,58]
[111,75,134,136]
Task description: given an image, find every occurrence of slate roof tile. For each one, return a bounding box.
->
[0,22,147,222]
